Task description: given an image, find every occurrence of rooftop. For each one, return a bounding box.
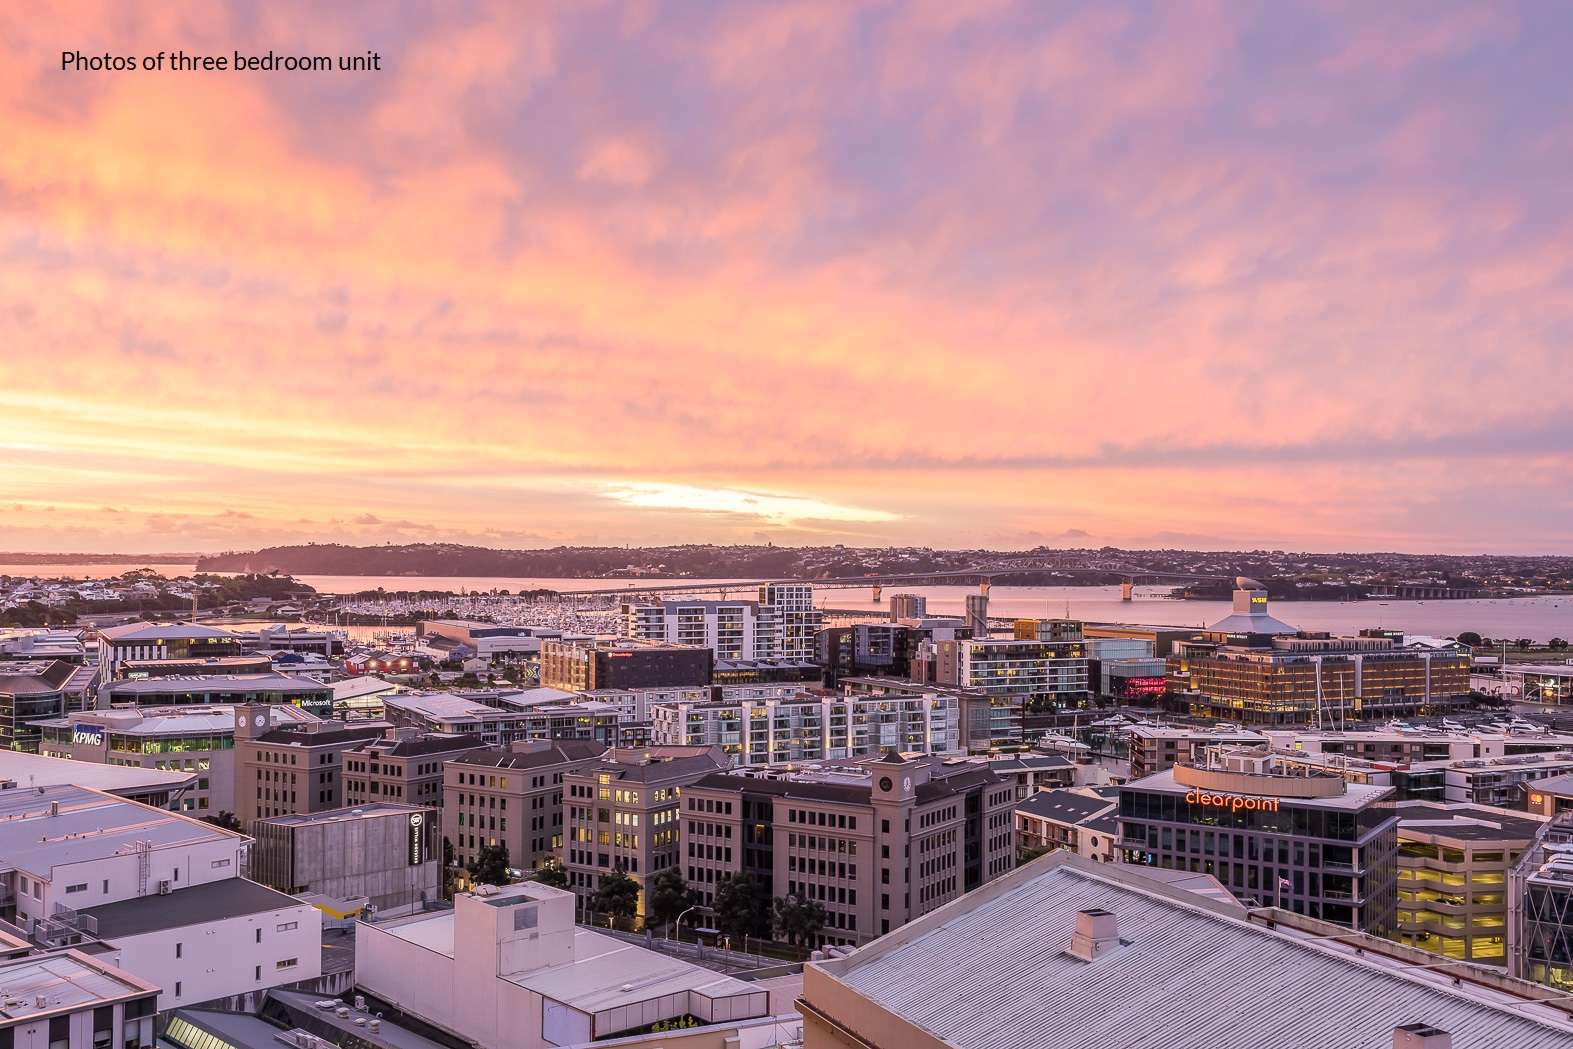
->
[98,622,239,642]
[1015,789,1118,825]
[812,853,1573,1049]
[451,739,606,771]
[1395,801,1548,841]
[102,673,325,695]
[0,751,194,794]
[254,802,427,829]
[0,784,240,876]
[0,951,156,1023]
[83,877,306,939]
[1126,766,1394,811]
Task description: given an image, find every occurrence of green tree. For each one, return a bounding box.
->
[593,870,640,924]
[712,873,770,940]
[532,858,569,889]
[441,837,460,899]
[646,866,696,931]
[1456,631,1482,647]
[467,842,511,886]
[203,811,242,832]
[772,894,828,948]
[1517,638,1534,652]
[1020,844,1054,864]
[1551,638,1569,651]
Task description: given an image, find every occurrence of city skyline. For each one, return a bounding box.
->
[7,2,1573,555]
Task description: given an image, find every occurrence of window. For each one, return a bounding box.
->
[276,921,298,932]
[276,958,299,970]
[67,883,88,894]
[175,942,183,958]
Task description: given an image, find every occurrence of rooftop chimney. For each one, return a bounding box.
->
[1066,908,1121,962]
[1393,1024,1452,1049]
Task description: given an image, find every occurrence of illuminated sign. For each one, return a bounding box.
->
[408,812,426,866]
[71,725,105,747]
[1184,789,1280,813]
[1118,676,1168,698]
[1251,595,1268,606]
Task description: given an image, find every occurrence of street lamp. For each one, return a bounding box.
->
[672,904,701,942]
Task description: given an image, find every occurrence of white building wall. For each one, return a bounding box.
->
[16,837,247,926]
[102,901,321,1010]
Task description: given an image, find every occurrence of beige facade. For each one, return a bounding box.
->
[232,703,387,827]
[442,739,606,870]
[344,729,491,810]
[561,746,728,918]
[681,753,1016,946]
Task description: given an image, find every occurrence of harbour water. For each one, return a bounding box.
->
[4,565,1570,642]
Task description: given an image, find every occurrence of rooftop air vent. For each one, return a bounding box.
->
[1065,909,1121,962]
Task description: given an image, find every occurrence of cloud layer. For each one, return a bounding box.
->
[3,1,1571,554]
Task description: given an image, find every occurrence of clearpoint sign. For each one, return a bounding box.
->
[1184,789,1280,813]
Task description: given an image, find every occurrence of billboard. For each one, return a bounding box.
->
[407,811,427,866]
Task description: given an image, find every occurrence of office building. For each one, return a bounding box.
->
[232,705,388,827]
[681,752,1016,945]
[538,638,712,692]
[0,629,87,663]
[36,704,315,816]
[1393,801,1544,965]
[1125,724,1268,780]
[236,626,345,657]
[380,692,632,749]
[248,803,441,916]
[649,689,958,766]
[1015,786,1121,862]
[1511,816,1573,991]
[1084,621,1200,657]
[119,656,272,679]
[888,593,926,622]
[99,675,333,716]
[979,751,1082,800]
[562,746,728,918]
[798,851,1573,1049]
[1167,580,1471,725]
[1264,727,1573,765]
[342,729,489,811]
[1500,665,1573,705]
[1119,745,1400,931]
[0,660,80,751]
[0,951,159,1049]
[1440,753,1573,808]
[353,882,769,1049]
[815,624,916,686]
[0,782,321,1012]
[442,739,606,871]
[1524,773,1573,818]
[95,624,245,679]
[1013,618,1085,643]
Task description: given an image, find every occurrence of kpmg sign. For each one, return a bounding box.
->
[71,724,105,747]
[408,811,426,866]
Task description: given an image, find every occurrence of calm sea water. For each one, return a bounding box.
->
[5,565,1570,642]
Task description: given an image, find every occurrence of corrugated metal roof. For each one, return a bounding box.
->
[833,862,1573,1049]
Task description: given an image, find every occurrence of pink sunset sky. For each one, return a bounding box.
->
[3,2,1571,554]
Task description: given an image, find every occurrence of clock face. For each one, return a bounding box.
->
[879,777,893,792]
[253,714,266,726]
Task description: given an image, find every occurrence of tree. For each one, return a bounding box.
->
[467,842,511,886]
[713,873,770,940]
[772,894,828,948]
[1456,632,1482,647]
[203,811,242,832]
[532,858,569,889]
[1551,638,1569,651]
[593,870,640,924]
[1517,638,1534,652]
[442,837,460,899]
[646,866,696,931]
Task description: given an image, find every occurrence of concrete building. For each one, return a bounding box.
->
[979,751,1082,800]
[0,783,321,1012]
[1393,801,1544,966]
[963,594,989,638]
[119,656,272,679]
[232,705,388,827]
[1499,664,1573,705]
[0,751,193,809]
[1439,752,1573,809]
[1126,724,1268,780]
[887,593,926,622]
[1119,746,1400,931]
[443,740,606,871]
[815,624,916,686]
[95,624,244,680]
[418,620,571,662]
[562,746,729,918]
[99,676,333,717]
[35,704,316,816]
[798,851,1573,1049]
[538,638,711,692]
[1523,773,1573,818]
[681,753,1016,945]
[354,881,769,1049]
[249,803,441,916]
[342,729,490,811]
[1015,786,1121,862]
[0,950,159,1049]
[236,626,345,658]
[648,689,958,766]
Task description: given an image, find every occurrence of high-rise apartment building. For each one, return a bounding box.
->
[649,689,958,765]
[964,594,990,638]
[561,746,728,918]
[622,584,822,662]
[888,592,927,622]
[681,752,1016,945]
